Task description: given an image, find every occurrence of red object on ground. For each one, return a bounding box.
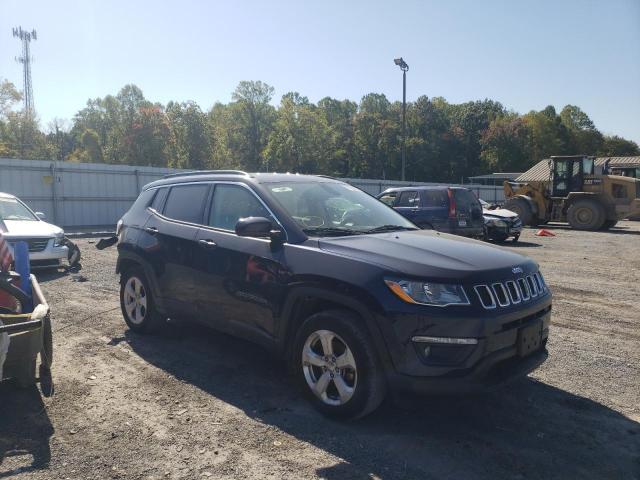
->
[535,229,556,237]
[0,233,13,272]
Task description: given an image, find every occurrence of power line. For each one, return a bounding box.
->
[12,26,37,119]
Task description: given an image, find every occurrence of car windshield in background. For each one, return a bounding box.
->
[0,198,37,221]
[265,181,417,236]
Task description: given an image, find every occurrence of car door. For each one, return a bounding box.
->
[394,190,421,222]
[141,183,210,318]
[193,183,289,344]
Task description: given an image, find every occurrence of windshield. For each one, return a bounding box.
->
[265,181,416,235]
[0,197,38,221]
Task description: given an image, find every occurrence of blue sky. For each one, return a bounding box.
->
[1,0,639,143]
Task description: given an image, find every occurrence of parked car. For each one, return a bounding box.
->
[0,192,68,268]
[116,171,551,419]
[377,186,484,238]
[480,199,523,242]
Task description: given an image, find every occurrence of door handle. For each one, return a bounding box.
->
[145,226,158,235]
[198,239,217,249]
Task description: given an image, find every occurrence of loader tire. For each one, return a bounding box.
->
[567,199,605,230]
[504,197,534,226]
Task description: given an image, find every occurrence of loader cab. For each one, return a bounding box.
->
[551,155,595,197]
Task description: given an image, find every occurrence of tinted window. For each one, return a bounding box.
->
[453,189,480,211]
[163,184,209,223]
[378,192,397,206]
[209,184,271,230]
[423,190,449,208]
[397,191,420,207]
[150,188,167,211]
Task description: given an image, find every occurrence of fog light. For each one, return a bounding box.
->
[412,336,478,345]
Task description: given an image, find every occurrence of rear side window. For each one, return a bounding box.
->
[378,192,397,206]
[163,184,209,223]
[397,191,420,207]
[208,184,271,230]
[150,188,167,211]
[423,190,449,208]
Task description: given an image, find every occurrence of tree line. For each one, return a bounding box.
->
[1,78,638,182]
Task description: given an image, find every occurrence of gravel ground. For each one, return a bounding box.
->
[1,221,639,479]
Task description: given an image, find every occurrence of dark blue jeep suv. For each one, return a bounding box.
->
[116,171,551,419]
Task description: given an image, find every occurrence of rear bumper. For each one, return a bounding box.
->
[436,220,484,237]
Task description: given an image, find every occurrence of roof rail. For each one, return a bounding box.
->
[315,174,339,180]
[163,170,249,179]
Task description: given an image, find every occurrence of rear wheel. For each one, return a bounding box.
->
[504,197,534,226]
[293,310,386,420]
[120,268,164,333]
[567,199,605,230]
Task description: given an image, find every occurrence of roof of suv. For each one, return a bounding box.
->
[144,171,340,190]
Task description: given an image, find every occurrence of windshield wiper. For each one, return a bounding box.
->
[364,225,418,234]
[302,227,366,237]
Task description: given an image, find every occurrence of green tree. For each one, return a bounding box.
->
[597,135,640,156]
[0,79,22,120]
[264,92,333,173]
[480,115,531,173]
[560,105,603,154]
[167,101,212,169]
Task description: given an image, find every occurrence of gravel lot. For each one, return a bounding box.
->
[1,221,639,479]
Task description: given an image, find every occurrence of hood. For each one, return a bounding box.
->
[482,207,518,219]
[318,229,536,282]
[1,219,63,238]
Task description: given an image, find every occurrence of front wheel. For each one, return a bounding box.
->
[120,268,164,333]
[567,199,605,230]
[293,310,386,420]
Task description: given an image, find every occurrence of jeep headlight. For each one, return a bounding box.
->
[384,279,470,306]
[53,232,65,247]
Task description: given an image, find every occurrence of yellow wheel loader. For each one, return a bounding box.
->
[504,156,640,230]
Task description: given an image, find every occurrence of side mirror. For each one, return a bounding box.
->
[235,217,285,251]
[235,217,274,238]
[35,211,46,220]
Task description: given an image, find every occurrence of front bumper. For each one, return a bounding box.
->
[485,220,522,239]
[5,238,68,267]
[378,294,552,393]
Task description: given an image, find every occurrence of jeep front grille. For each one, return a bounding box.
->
[474,272,547,309]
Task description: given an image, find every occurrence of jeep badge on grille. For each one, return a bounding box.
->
[512,267,523,274]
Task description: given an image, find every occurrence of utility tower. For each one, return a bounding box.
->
[12,27,37,118]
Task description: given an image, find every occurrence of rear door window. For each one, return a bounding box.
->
[396,191,420,207]
[423,190,449,208]
[163,184,209,224]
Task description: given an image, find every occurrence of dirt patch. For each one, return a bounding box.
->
[1,222,639,479]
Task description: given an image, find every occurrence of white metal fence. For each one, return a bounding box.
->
[0,158,503,230]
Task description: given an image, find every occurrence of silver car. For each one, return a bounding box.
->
[0,192,68,267]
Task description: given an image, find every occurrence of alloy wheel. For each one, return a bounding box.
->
[301,329,357,406]
[123,276,147,325]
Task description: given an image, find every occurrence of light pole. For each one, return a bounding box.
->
[394,57,409,181]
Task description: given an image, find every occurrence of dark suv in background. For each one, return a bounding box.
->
[116,171,551,419]
[378,186,484,237]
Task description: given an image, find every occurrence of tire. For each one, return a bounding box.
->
[504,197,534,226]
[512,234,520,243]
[567,199,605,230]
[600,219,617,230]
[119,268,164,333]
[40,313,53,369]
[293,309,387,420]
